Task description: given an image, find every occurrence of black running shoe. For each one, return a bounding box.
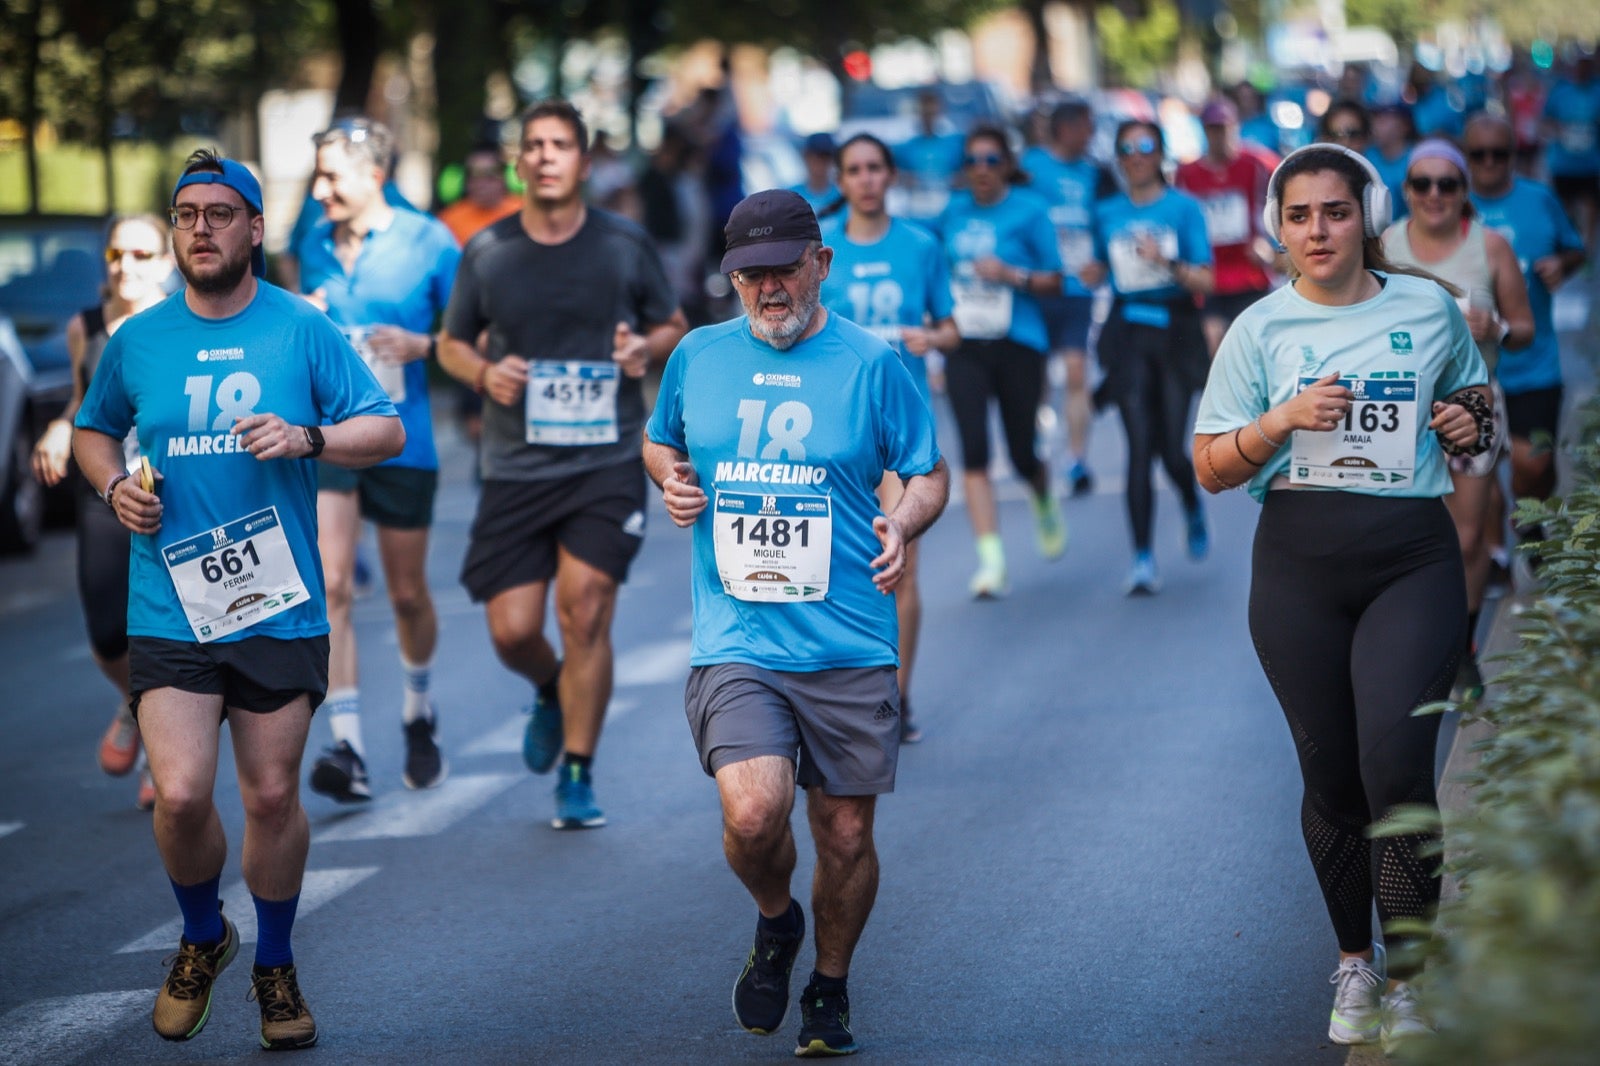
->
[732,903,805,1035]
[1068,462,1094,498]
[1450,656,1485,704]
[796,981,858,1057]
[402,712,447,790]
[308,741,372,803]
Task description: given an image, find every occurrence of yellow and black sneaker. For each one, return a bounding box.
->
[152,908,238,1041]
[796,979,858,1057]
[249,962,318,1050]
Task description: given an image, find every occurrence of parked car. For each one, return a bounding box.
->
[0,214,109,552]
[837,80,1013,146]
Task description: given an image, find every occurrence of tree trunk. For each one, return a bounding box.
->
[431,0,496,186]
[1024,0,1053,96]
[332,0,381,115]
[99,47,115,212]
[23,0,41,213]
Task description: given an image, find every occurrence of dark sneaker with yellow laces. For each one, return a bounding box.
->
[152,909,238,1041]
[732,902,805,1034]
[249,963,319,1050]
[796,979,858,1057]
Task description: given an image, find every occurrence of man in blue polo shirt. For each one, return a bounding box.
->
[74,150,402,1050]
[297,117,461,802]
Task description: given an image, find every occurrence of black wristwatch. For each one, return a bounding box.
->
[303,425,325,459]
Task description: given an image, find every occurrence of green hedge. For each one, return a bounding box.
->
[1394,397,1600,1065]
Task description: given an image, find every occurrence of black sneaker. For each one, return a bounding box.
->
[1068,462,1094,498]
[732,902,805,1035]
[1450,655,1485,704]
[402,712,447,790]
[796,980,858,1057]
[308,741,372,803]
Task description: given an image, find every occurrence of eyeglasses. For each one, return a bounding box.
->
[1467,147,1512,164]
[1406,176,1463,196]
[1328,127,1367,140]
[169,204,243,230]
[731,259,808,287]
[964,152,1004,169]
[1117,137,1159,157]
[105,247,159,264]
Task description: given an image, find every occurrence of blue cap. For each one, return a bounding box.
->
[803,132,836,156]
[171,159,267,278]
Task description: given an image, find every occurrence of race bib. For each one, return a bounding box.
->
[525,361,619,445]
[1057,229,1094,275]
[712,491,832,602]
[1289,376,1419,488]
[161,508,310,643]
[1558,122,1596,154]
[951,276,1013,339]
[903,181,951,220]
[1108,229,1179,293]
[341,326,405,403]
[1200,192,1251,245]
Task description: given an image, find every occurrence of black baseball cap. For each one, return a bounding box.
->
[720,189,822,274]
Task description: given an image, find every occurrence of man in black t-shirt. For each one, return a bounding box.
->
[439,99,688,829]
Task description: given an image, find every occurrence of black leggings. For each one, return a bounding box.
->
[945,338,1045,485]
[1249,491,1464,974]
[75,486,131,662]
[1108,320,1199,551]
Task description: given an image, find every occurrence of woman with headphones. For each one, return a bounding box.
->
[1192,144,1491,1052]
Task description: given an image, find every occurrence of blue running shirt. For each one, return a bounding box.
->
[819,216,954,402]
[1196,273,1486,502]
[646,313,940,670]
[76,284,396,642]
[1471,178,1585,395]
[299,209,460,470]
[893,132,966,224]
[1021,146,1114,297]
[937,187,1062,352]
[1542,78,1600,177]
[1091,188,1212,329]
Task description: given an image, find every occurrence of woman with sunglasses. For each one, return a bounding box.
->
[1318,99,1371,156]
[1081,119,1213,595]
[819,132,960,740]
[1193,144,1490,1052]
[30,214,174,810]
[1382,139,1533,700]
[936,125,1065,598]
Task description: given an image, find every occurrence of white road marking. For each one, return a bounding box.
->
[614,639,692,687]
[312,773,521,842]
[0,822,21,839]
[0,989,150,1066]
[115,866,379,954]
[458,700,636,757]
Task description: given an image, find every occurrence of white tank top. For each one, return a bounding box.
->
[1382,219,1498,373]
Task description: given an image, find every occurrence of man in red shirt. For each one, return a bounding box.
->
[1176,98,1279,359]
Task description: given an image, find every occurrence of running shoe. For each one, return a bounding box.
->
[1068,461,1094,498]
[136,767,156,811]
[1451,655,1485,704]
[552,763,606,829]
[308,741,373,803]
[796,980,858,1057]
[1380,981,1433,1053]
[1327,943,1385,1045]
[1124,552,1161,596]
[522,686,564,775]
[1185,504,1209,561]
[1032,492,1068,559]
[898,699,923,745]
[152,907,238,1041]
[968,559,1007,599]
[249,962,319,1050]
[98,707,139,776]
[402,712,448,790]
[732,903,805,1034]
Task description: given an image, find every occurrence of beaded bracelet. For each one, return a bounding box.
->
[1202,440,1237,491]
[1252,416,1284,451]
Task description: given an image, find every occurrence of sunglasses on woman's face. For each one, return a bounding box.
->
[964,152,1004,169]
[1117,137,1158,157]
[1407,176,1462,196]
[1466,147,1512,164]
[105,247,159,264]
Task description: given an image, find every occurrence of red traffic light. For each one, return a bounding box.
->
[843,50,871,81]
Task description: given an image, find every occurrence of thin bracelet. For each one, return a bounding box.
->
[1202,440,1236,491]
[1252,416,1284,451]
[1232,427,1264,467]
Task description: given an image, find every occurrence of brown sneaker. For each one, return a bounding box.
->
[249,963,319,1050]
[152,910,238,1040]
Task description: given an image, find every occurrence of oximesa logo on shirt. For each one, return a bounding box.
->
[197,346,246,362]
[752,372,802,388]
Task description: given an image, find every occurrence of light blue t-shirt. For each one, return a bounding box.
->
[1196,272,1486,502]
[788,181,840,217]
[76,284,396,642]
[893,131,966,224]
[1021,146,1113,297]
[299,209,460,470]
[646,312,940,671]
[1091,187,1212,329]
[1471,178,1585,395]
[1542,78,1600,176]
[818,216,955,401]
[1365,147,1412,222]
[937,186,1062,353]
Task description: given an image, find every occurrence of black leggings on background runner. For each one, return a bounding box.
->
[1108,319,1200,551]
[1249,490,1464,975]
[944,337,1045,482]
[75,485,131,662]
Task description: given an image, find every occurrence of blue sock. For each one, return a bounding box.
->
[170,875,224,945]
[253,892,300,968]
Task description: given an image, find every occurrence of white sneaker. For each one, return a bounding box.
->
[968,559,1007,599]
[1328,943,1385,1045]
[1381,981,1433,1052]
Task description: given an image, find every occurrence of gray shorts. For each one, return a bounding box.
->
[684,663,901,796]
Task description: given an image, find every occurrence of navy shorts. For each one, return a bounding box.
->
[1040,294,1095,353]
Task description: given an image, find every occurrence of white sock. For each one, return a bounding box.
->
[325,687,364,756]
[401,655,433,723]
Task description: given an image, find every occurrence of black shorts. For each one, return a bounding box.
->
[1551,172,1600,205]
[317,463,438,528]
[1502,384,1564,444]
[1039,294,1095,352]
[1201,290,1266,324]
[128,635,329,718]
[461,461,647,601]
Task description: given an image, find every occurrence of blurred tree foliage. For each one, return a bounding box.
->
[1096,0,1182,86]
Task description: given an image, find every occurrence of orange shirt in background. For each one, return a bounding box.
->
[438,195,522,247]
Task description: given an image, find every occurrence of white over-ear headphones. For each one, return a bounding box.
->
[1262,143,1392,244]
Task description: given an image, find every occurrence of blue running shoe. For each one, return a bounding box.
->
[552,764,606,829]
[522,687,563,775]
[1125,552,1161,596]
[1186,504,1209,561]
